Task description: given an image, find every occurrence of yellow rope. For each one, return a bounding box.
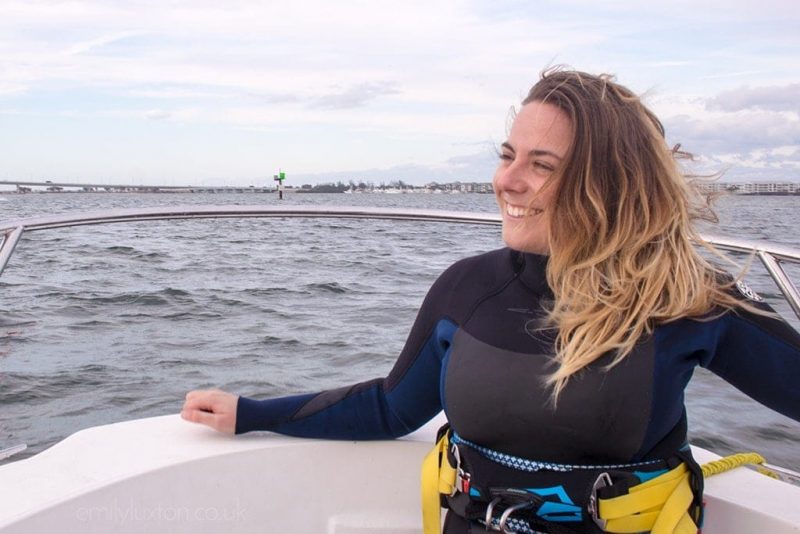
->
[701,452,778,479]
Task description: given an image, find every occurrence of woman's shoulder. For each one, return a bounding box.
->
[437,247,516,284]
[423,248,518,308]
[683,271,798,346]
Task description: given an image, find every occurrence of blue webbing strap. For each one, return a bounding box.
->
[451,432,662,473]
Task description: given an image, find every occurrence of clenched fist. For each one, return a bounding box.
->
[181,389,239,434]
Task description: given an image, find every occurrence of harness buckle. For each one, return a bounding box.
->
[588,472,612,530]
[456,470,471,494]
[450,441,471,496]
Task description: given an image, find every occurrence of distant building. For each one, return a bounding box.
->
[696,182,800,195]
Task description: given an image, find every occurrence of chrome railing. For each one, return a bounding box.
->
[2,205,799,320]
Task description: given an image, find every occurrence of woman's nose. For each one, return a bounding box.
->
[494,162,528,193]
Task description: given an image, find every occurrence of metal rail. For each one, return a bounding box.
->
[1,205,799,320]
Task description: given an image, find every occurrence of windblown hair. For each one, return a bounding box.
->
[525,68,748,399]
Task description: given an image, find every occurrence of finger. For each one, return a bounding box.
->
[185,389,213,401]
[184,392,225,412]
[183,395,209,411]
[181,408,218,429]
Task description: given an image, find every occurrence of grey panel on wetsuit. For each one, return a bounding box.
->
[444,329,654,463]
[291,379,381,420]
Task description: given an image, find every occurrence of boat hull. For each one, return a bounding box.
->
[0,414,798,533]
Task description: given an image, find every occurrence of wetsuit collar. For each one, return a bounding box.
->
[511,249,552,297]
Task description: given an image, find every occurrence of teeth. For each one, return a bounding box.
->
[505,204,542,218]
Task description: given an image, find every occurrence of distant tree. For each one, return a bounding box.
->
[305,182,349,193]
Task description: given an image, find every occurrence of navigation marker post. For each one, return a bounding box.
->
[274,170,286,200]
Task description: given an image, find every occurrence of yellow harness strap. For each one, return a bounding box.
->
[598,452,770,534]
[598,463,697,534]
[421,432,456,534]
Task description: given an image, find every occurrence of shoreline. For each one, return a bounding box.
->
[2,190,799,196]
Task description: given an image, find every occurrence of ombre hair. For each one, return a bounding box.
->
[524,68,749,399]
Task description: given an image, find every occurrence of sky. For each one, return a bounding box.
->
[0,0,798,187]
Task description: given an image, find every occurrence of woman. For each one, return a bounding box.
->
[182,69,800,533]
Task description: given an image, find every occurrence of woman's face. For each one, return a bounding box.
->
[493,101,572,254]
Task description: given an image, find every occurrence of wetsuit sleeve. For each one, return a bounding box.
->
[700,303,800,422]
[234,263,463,438]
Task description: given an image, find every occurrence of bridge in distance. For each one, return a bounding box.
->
[0,180,276,193]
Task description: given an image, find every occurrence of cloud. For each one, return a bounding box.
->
[707,84,800,112]
[440,150,499,180]
[310,82,401,110]
[249,92,301,105]
[661,89,800,180]
[145,109,171,120]
[1,0,798,184]
[698,70,765,81]
[665,111,800,155]
[715,145,800,169]
[707,144,800,181]
[291,147,499,185]
[59,31,147,57]
[0,1,610,107]
[128,87,234,100]
[645,61,692,68]
[0,82,27,97]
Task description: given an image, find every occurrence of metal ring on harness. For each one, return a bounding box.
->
[484,497,502,531]
[498,501,534,533]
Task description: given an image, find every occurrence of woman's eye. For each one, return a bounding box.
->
[499,153,513,161]
[534,161,554,172]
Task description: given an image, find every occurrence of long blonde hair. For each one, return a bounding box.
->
[526,68,747,399]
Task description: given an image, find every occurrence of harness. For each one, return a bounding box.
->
[421,425,704,534]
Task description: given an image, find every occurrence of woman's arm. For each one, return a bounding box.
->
[703,300,800,422]
[181,259,469,438]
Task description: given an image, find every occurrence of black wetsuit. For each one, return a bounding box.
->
[236,248,800,531]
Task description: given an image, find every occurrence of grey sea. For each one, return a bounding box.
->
[1,192,798,471]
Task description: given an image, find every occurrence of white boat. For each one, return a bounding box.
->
[1,206,799,533]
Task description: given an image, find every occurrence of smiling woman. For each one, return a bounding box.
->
[182,68,800,534]
[519,70,734,401]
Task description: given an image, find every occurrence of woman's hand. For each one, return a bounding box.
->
[181,389,239,434]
